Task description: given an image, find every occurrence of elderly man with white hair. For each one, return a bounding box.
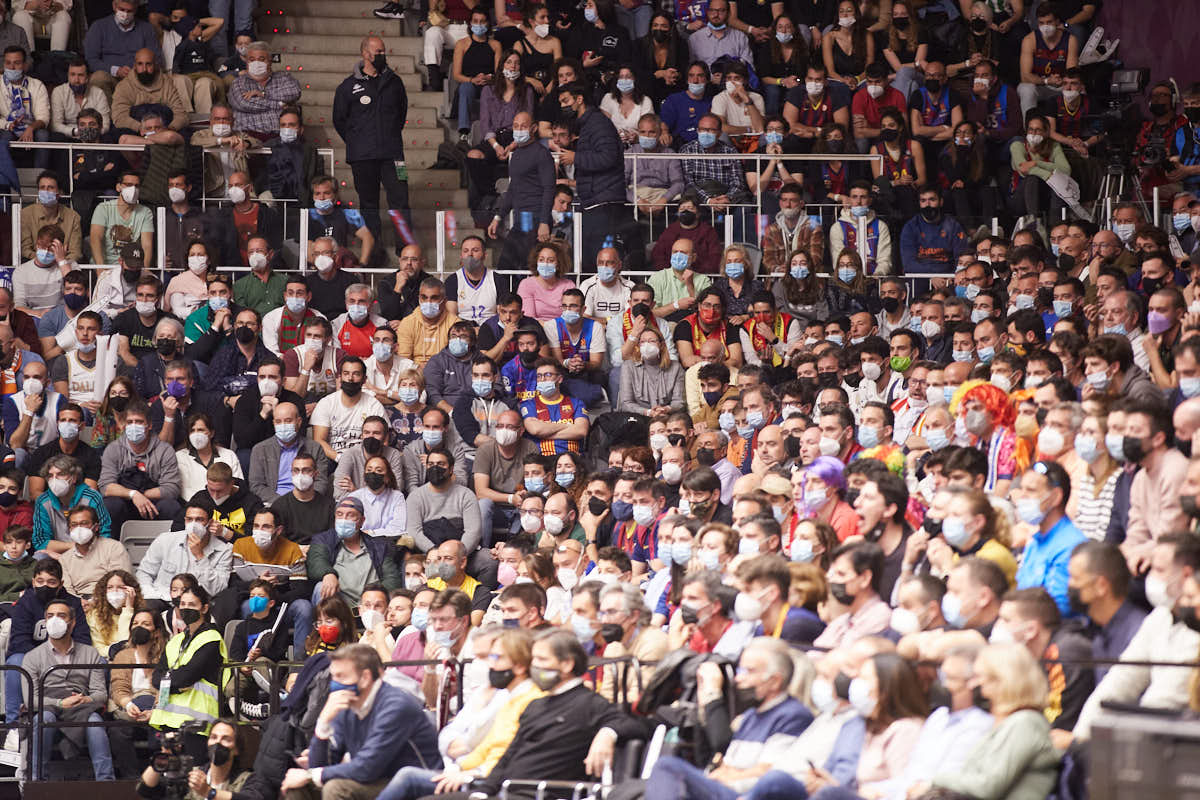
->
[330,283,387,360]
[228,40,300,139]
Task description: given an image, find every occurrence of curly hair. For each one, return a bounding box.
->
[961,381,1016,429]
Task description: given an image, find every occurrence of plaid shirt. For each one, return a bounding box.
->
[229,72,302,135]
[679,139,750,202]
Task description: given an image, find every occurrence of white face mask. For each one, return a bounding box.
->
[107,589,126,610]
[187,255,207,273]
[168,186,186,204]
[120,185,139,204]
[495,428,520,447]
[188,431,209,450]
[69,526,94,546]
[258,378,279,397]
[315,254,334,273]
[248,60,269,78]
[252,527,274,550]
[186,520,208,538]
[292,472,314,491]
[212,123,232,138]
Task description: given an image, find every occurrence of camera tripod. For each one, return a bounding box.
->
[1092,161,1153,225]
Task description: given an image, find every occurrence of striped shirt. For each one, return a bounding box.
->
[1074,467,1121,542]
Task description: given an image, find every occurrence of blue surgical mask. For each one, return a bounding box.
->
[838,267,857,283]
[1175,212,1192,232]
[790,539,814,563]
[512,127,530,144]
[472,379,493,397]
[1016,496,1046,526]
[970,308,989,324]
[275,422,296,442]
[248,595,269,615]
[850,205,869,218]
[422,429,443,447]
[952,349,973,363]
[347,303,369,323]
[1105,432,1126,461]
[410,607,429,630]
[697,130,717,147]
[941,516,972,548]
[736,424,755,440]
[420,301,441,318]
[632,504,655,526]
[1013,294,1035,311]
[537,261,557,278]
[35,248,54,265]
[765,131,783,145]
[1052,299,1073,318]
[725,261,744,279]
[699,548,720,570]
[537,380,557,396]
[372,341,393,362]
[285,296,306,314]
[827,334,843,346]
[672,542,692,564]
[1182,377,1200,399]
[688,82,706,95]
[1074,433,1100,463]
[775,30,792,43]
[707,21,725,30]
[616,78,634,93]
[670,251,689,271]
[790,264,809,279]
[976,345,994,363]
[314,198,334,212]
[561,310,581,325]
[525,475,545,493]
[448,337,469,357]
[555,471,575,488]
[37,189,56,206]
[941,593,967,628]
[471,22,488,35]
[597,266,616,283]
[208,296,228,311]
[638,135,657,150]
[925,427,949,451]
[399,387,420,404]
[583,6,597,21]
[943,385,957,404]
[1050,242,1060,256]
[1103,324,1127,336]
[334,519,357,539]
[746,410,765,429]
[125,423,146,443]
[857,425,879,448]
[718,411,736,432]
[3,69,21,83]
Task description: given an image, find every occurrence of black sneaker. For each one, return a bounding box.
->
[374,3,404,18]
[239,700,270,720]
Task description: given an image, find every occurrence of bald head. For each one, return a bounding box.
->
[698,338,724,362]
[944,361,972,385]
[1176,398,1200,442]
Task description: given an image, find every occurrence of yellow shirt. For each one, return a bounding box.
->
[233,536,304,567]
[87,605,133,659]
[977,538,1019,587]
[458,680,544,775]
[394,309,461,367]
[427,574,482,598]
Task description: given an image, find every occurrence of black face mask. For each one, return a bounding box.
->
[34,584,58,605]
[156,339,176,357]
[109,395,129,412]
[64,293,87,311]
[426,465,448,485]
[1122,435,1147,463]
[599,622,625,643]
[1187,107,1200,124]
[892,16,909,28]
[1174,605,1200,634]
[342,380,363,397]
[925,79,943,94]
[972,685,991,711]
[130,626,152,646]
[587,496,608,516]
[825,138,845,153]
[679,604,701,625]
[234,325,256,345]
[829,580,855,606]
[651,29,669,42]
[817,371,840,388]
[208,743,231,767]
[695,447,716,466]
[180,607,203,625]
[0,491,15,508]
[1058,253,1076,272]
[362,436,383,456]
[1035,407,1048,427]
[844,373,863,389]
[1142,277,1161,295]
[920,206,940,222]
[488,667,515,689]
[879,128,899,143]
[844,488,860,507]
[667,433,686,448]
[372,53,387,72]
[833,672,852,699]
[784,436,801,458]
[390,624,405,639]
[364,473,386,491]
[1180,438,1193,459]
[1036,287,1053,308]
[1149,102,1170,118]
[1182,494,1200,519]
[881,296,900,314]
[796,377,817,394]
[970,17,987,33]
[519,350,538,368]
[678,210,698,226]
[689,498,713,519]
[923,516,942,536]
[170,596,182,608]
[122,268,141,284]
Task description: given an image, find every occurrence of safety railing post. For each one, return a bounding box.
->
[299,208,309,273]
[572,209,582,278]
[10,201,19,268]
[436,209,446,279]
[156,205,167,277]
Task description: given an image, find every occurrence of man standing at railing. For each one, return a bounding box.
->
[333,36,411,264]
[553,81,627,271]
[488,110,556,270]
[680,113,752,239]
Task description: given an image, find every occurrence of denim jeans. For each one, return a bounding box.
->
[456,82,479,133]
[615,3,651,39]
[376,765,439,800]
[742,770,811,800]
[478,499,520,548]
[206,0,255,57]
[36,709,114,780]
[645,755,740,800]
[5,652,23,724]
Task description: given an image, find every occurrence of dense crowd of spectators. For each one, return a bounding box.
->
[1,0,1200,799]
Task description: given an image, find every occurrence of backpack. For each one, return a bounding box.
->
[634,649,742,767]
[586,411,650,471]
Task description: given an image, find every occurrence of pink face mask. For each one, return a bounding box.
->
[498,562,518,587]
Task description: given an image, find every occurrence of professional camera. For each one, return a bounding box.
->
[1083,68,1153,175]
[150,722,205,798]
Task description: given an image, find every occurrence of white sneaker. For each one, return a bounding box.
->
[3,729,16,751]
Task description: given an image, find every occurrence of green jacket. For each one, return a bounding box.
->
[306,528,402,599]
[933,709,1062,800]
[0,555,34,603]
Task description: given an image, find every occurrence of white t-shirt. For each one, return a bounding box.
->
[711,89,765,129]
[579,275,633,320]
[310,391,388,455]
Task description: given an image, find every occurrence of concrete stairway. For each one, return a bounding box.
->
[258,0,479,267]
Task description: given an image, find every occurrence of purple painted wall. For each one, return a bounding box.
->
[1097,2,1199,89]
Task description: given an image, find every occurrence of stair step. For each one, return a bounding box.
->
[268,15,406,35]
[263,0,393,17]
[293,78,430,110]
[264,33,424,58]
[278,53,415,75]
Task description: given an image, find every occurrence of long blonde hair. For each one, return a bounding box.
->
[633,325,671,369]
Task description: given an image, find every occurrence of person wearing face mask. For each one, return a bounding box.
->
[623,111,683,220]
[1016,4,1077,116]
[899,187,968,277]
[400,407,468,493]
[667,569,752,657]
[98,398,184,533]
[760,184,824,280]
[1009,112,1071,220]
[225,40,299,140]
[109,48,187,139]
[736,553,825,644]
[82,0,157,95]
[328,283,386,363]
[308,496,402,607]
[405,446,492,576]
[850,64,907,147]
[49,56,108,144]
[20,175,81,288]
[812,540,889,649]
[179,461,263,545]
[2,356,62,468]
[423,540,492,628]
[22,597,114,781]
[1009,461,1085,618]
[13,225,72,322]
[644,636,812,799]
[332,35,412,250]
[57,504,132,599]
